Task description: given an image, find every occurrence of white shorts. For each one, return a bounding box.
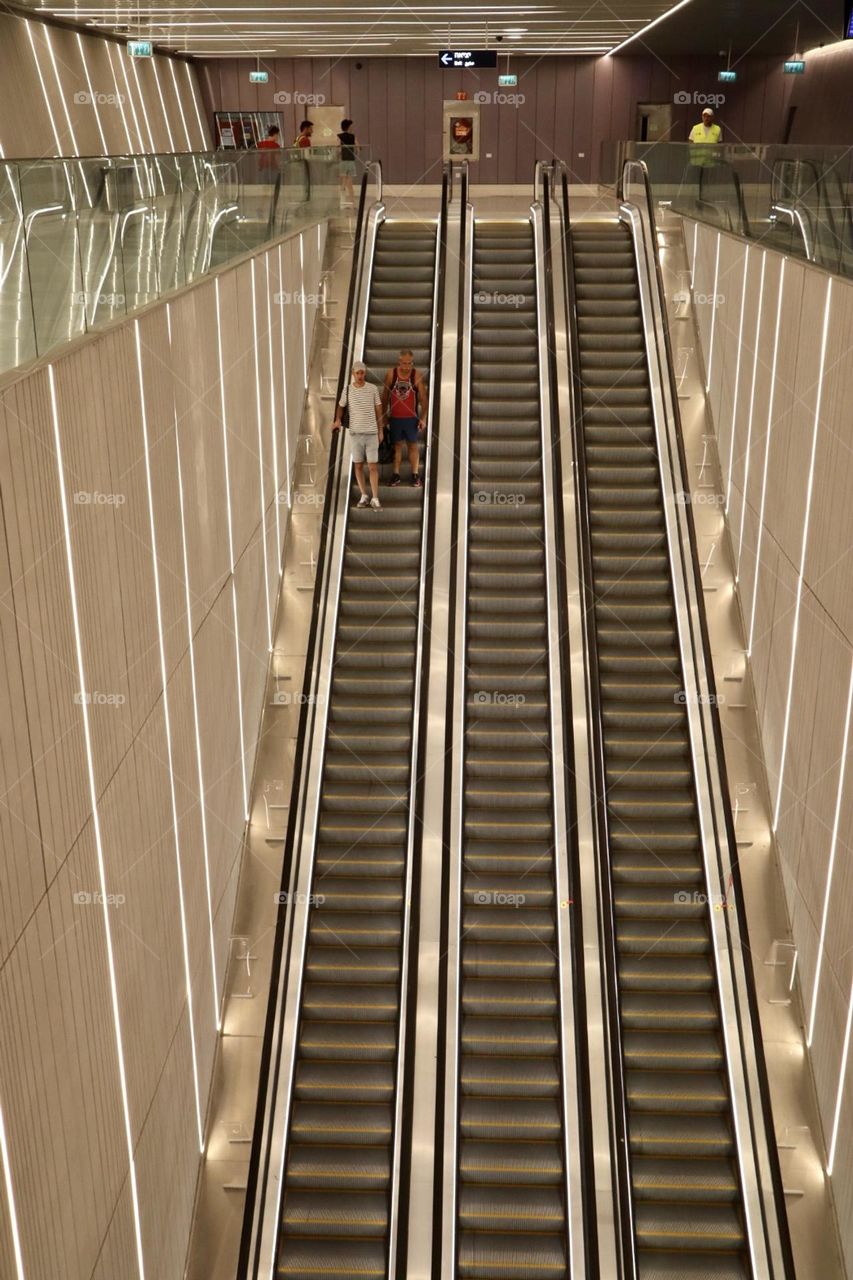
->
[350,433,378,464]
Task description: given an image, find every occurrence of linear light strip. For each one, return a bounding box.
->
[807,656,853,1047]
[77,34,108,154]
[184,63,207,149]
[299,233,307,389]
[251,261,273,650]
[774,278,833,831]
[747,259,786,656]
[277,244,291,511]
[736,250,767,579]
[116,45,145,151]
[725,246,750,512]
[168,57,193,152]
[606,0,694,55]
[166,304,221,1031]
[705,231,721,391]
[215,279,250,818]
[44,27,80,158]
[133,321,204,1148]
[105,42,134,152]
[25,22,65,158]
[829,977,853,1174]
[130,60,157,153]
[0,1096,25,1280]
[150,59,175,153]
[48,364,145,1280]
[264,255,282,562]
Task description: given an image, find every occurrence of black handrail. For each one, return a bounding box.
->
[618,159,796,1278]
[393,162,451,1279]
[557,164,638,1280]
[539,165,599,1275]
[236,169,371,1280]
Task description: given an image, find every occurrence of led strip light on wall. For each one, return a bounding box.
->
[774,278,833,832]
[151,60,175,152]
[0,1096,25,1279]
[168,58,193,151]
[48,364,146,1280]
[747,258,786,656]
[251,260,273,650]
[705,231,721,391]
[725,246,750,512]
[184,62,207,148]
[829,978,853,1174]
[105,41,134,152]
[264,255,282,559]
[133,320,204,1148]
[77,33,108,154]
[807,655,853,1049]
[276,244,291,511]
[215,278,250,819]
[735,250,767,581]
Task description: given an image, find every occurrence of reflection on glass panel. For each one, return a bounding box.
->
[0,144,374,376]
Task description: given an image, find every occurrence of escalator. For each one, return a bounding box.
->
[453,219,570,1278]
[569,219,751,1278]
[275,218,437,1278]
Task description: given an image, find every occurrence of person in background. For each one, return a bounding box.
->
[382,348,427,488]
[689,107,722,146]
[295,120,314,148]
[337,118,358,208]
[332,361,384,510]
[257,124,281,149]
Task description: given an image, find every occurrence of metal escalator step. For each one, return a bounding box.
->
[304,946,401,985]
[285,1144,390,1189]
[308,911,402,949]
[282,1190,388,1237]
[636,1251,749,1280]
[460,1096,562,1140]
[617,919,709,956]
[632,1155,739,1202]
[277,1238,386,1279]
[626,1069,729,1113]
[460,1054,560,1095]
[293,1061,395,1103]
[636,1202,745,1251]
[630,1112,734,1157]
[619,955,714,992]
[460,1138,564,1184]
[297,1020,397,1061]
[462,977,559,1017]
[458,1184,566,1230]
[301,982,400,1022]
[289,1101,393,1144]
[621,992,719,1030]
[457,1231,567,1279]
[461,1013,559,1056]
[622,1029,724,1071]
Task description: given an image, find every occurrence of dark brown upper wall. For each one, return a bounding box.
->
[787,41,853,144]
[197,53,805,184]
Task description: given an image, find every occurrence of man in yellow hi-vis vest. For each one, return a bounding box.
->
[688,108,722,165]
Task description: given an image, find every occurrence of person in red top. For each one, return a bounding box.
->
[295,120,313,148]
[257,125,281,149]
[382,348,427,487]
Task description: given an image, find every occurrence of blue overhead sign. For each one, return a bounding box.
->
[439,50,497,68]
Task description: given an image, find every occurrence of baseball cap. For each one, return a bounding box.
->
[352,360,366,372]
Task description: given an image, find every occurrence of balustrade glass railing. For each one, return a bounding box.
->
[0,146,372,375]
[601,141,853,279]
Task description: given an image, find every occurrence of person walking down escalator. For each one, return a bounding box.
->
[332,361,384,510]
[382,348,427,488]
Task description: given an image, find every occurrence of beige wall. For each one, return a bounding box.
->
[0,13,209,158]
[686,219,853,1273]
[0,219,328,1279]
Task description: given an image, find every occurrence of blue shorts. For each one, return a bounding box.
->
[390,417,420,444]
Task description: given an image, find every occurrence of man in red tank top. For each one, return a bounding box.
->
[381,348,427,487]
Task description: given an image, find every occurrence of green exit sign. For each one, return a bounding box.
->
[127,40,153,57]
[249,70,269,83]
[784,59,806,73]
[718,69,737,82]
[498,74,518,87]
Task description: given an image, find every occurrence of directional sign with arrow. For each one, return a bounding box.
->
[439,50,497,68]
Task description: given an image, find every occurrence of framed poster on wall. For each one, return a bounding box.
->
[442,101,480,162]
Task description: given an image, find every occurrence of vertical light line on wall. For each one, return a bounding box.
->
[25,22,64,157]
[725,247,750,512]
[690,221,698,289]
[44,28,80,157]
[747,258,786,656]
[299,233,308,388]
[133,320,204,1149]
[130,60,156,152]
[166,303,221,1029]
[215,278,250,818]
[105,43,134,153]
[251,261,273,650]
[705,231,721,391]
[77,35,108,154]
[0,1097,25,1280]
[807,656,853,1048]
[735,250,767,582]
[265,255,282,561]
[151,60,175,152]
[184,62,206,148]
[48,364,146,1280]
[116,48,145,152]
[276,245,291,510]
[774,278,833,832]
[168,58,193,151]
[829,977,853,1175]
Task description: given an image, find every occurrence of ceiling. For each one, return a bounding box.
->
[18,0,847,59]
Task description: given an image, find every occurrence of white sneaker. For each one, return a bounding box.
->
[357,492,370,507]
[370,497,382,511]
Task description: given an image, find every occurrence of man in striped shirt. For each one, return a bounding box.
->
[332,361,384,510]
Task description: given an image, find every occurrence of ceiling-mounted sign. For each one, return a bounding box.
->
[249,70,269,83]
[498,73,518,87]
[783,59,806,73]
[439,50,498,69]
[718,69,737,82]
[126,40,153,57]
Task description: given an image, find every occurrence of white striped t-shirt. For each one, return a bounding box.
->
[339,381,381,433]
